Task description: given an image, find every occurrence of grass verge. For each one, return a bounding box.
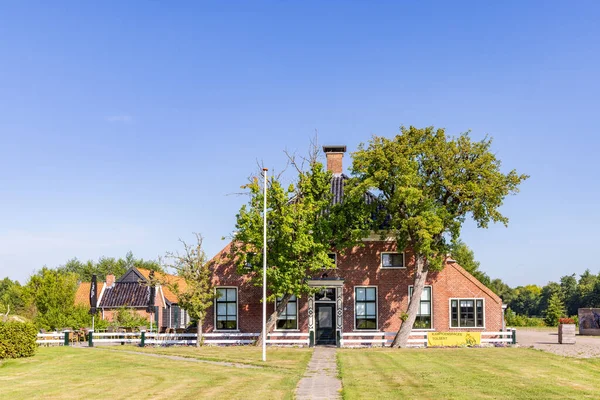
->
[0,346,311,399]
[337,347,600,399]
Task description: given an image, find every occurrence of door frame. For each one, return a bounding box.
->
[315,300,336,345]
[308,281,344,346]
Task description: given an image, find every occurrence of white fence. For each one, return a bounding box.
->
[341,329,516,347]
[36,332,65,345]
[37,329,515,347]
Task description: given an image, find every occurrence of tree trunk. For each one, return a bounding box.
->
[196,317,203,347]
[391,255,429,348]
[255,293,292,347]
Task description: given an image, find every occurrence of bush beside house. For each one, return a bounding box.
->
[0,321,37,359]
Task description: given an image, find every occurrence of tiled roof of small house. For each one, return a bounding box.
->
[137,268,186,304]
[74,281,104,307]
[99,282,150,308]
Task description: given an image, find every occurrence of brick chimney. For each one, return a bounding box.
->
[106,274,115,288]
[323,145,346,175]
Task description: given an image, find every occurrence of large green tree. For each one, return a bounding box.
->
[25,268,92,330]
[233,151,369,346]
[350,126,528,348]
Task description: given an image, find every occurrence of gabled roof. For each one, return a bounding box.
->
[331,174,377,205]
[137,268,186,304]
[446,260,502,305]
[99,282,150,308]
[74,281,104,307]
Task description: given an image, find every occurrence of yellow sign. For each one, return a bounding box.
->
[427,332,481,347]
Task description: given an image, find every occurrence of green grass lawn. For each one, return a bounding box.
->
[337,347,600,399]
[109,344,310,369]
[0,346,312,400]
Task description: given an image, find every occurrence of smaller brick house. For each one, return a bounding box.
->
[203,145,504,346]
[75,267,190,331]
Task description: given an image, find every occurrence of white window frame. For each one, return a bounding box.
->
[328,252,337,267]
[214,286,239,331]
[244,252,255,269]
[380,252,406,269]
[448,298,485,329]
[274,295,299,331]
[353,286,378,331]
[408,285,434,331]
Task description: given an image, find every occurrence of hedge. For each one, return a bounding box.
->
[0,321,37,359]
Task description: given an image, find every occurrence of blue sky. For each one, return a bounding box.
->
[1,1,598,287]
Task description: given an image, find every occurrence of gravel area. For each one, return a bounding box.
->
[517,329,600,358]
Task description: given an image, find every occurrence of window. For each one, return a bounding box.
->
[216,288,237,330]
[276,295,297,330]
[381,252,405,268]
[355,287,377,329]
[409,286,432,329]
[450,299,484,328]
[328,253,337,267]
[244,252,255,269]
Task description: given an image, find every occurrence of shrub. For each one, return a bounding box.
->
[0,321,37,359]
[559,317,575,324]
[505,308,546,327]
[111,307,149,329]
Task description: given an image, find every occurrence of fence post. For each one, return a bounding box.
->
[88,331,94,347]
[512,328,517,345]
[309,331,314,347]
[140,331,145,347]
[336,331,341,348]
[64,331,69,346]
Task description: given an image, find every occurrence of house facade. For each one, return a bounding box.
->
[203,146,503,345]
[75,267,190,331]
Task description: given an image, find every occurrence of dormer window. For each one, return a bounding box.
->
[244,252,255,269]
[328,253,337,267]
[381,252,405,269]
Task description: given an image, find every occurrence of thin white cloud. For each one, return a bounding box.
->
[105,115,133,123]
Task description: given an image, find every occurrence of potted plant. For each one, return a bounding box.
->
[558,317,576,344]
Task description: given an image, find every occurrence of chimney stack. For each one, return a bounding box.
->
[106,274,115,288]
[322,145,346,175]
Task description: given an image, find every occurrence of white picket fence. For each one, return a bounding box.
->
[37,329,514,347]
[36,332,65,345]
[340,329,516,347]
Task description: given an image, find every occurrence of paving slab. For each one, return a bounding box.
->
[295,346,342,400]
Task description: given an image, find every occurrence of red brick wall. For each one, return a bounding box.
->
[204,241,503,333]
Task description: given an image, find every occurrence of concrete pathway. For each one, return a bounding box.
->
[295,346,342,400]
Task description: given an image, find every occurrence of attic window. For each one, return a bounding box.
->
[244,253,255,269]
[328,253,337,267]
[381,252,405,269]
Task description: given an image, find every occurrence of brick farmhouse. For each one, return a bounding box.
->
[203,146,504,345]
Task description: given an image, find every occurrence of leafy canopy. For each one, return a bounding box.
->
[233,159,369,300]
[351,126,529,270]
[162,234,215,325]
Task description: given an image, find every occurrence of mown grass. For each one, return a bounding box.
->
[0,346,312,400]
[337,347,600,399]
[110,344,311,369]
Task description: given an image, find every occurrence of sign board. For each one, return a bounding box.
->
[578,308,600,336]
[427,332,481,347]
